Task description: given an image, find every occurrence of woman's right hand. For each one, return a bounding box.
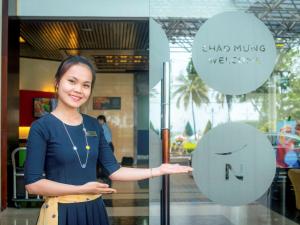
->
[79,181,117,195]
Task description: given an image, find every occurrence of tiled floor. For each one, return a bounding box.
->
[1,202,299,225]
[1,173,300,225]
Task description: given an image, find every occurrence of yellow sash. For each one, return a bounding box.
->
[37,194,102,225]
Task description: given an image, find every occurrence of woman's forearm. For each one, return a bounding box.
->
[26,179,116,197]
[109,164,193,181]
[109,167,161,181]
[25,179,82,196]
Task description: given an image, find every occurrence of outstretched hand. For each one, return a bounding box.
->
[80,181,117,195]
[155,163,193,176]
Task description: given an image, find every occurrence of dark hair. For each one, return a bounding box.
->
[55,55,96,90]
[97,115,106,123]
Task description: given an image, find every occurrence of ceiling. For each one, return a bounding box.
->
[20,1,300,72]
[20,20,149,72]
[158,0,300,51]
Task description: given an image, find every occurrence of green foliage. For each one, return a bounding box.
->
[172,60,209,140]
[184,121,194,136]
[173,61,209,109]
[215,93,234,121]
[238,47,300,129]
[203,120,212,134]
[275,47,300,73]
[183,141,197,153]
[278,76,300,120]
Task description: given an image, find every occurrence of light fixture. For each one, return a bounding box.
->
[41,85,55,92]
[19,36,26,43]
[67,49,79,55]
[19,126,31,140]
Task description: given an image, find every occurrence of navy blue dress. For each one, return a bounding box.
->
[24,113,120,225]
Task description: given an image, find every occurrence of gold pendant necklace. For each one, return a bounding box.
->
[62,120,91,168]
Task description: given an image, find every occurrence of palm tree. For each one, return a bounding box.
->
[173,60,209,140]
[215,93,233,121]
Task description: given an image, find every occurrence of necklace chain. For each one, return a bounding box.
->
[62,120,91,169]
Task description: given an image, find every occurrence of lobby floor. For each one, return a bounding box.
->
[1,173,299,225]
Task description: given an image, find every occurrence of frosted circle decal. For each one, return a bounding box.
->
[192,12,277,95]
[192,122,276,206]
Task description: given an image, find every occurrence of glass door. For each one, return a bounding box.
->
[149,18,170,225]
[149,1,300,225]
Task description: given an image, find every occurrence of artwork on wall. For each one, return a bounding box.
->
[93,97,121,110]
[33,97,57,117]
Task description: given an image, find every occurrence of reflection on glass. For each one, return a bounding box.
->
[149,81,162,223]
[149,82,161,136]
[153,2,300,222]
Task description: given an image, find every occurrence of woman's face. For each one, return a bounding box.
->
[56,63,93,109]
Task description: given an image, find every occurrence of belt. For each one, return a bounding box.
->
[37,194,102,225]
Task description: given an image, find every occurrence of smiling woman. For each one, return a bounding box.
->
[53,56,95,111]
[24,55,192,225]
[55,64,92,110]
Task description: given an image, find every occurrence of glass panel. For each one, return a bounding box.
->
[150,0,300,225]
[149,81,162,224]
[149,18,170,224]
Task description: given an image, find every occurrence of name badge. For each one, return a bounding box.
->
[86,131,97,137]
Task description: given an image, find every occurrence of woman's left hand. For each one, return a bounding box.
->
[153,163,193,177]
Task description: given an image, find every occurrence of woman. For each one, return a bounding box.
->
[24,55,193,225]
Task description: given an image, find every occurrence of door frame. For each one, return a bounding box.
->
[1,0,9,211]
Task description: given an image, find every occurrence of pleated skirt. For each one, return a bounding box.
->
[57,197,110,225]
